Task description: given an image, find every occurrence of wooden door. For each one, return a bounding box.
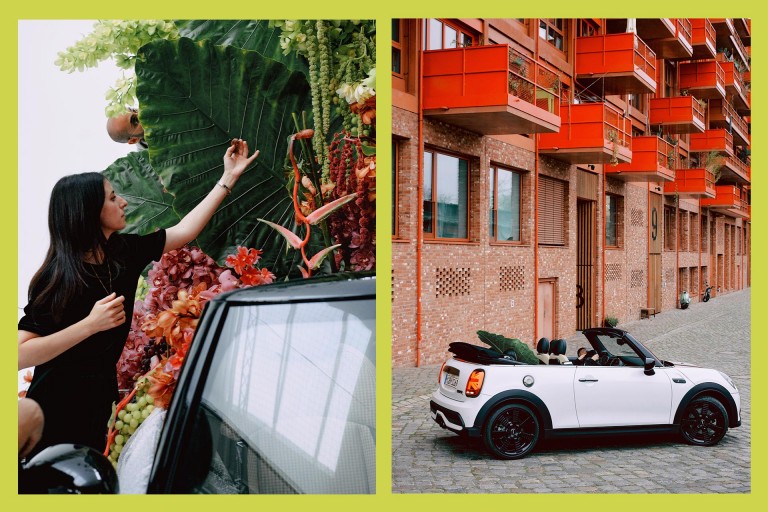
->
[538,279,556,340]
[648,193,662,311]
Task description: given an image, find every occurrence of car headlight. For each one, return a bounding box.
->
[718,371,738,392]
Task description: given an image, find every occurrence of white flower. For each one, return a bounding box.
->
[362,67,376,91]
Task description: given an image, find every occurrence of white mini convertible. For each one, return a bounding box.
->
[430,328,741,459]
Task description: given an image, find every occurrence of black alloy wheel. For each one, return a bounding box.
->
[483,403,540,459]
[680,396,729,446]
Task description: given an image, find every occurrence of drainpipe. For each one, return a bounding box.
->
[416,35,424,367]
[647,183,651,311]
[534,135,540,343]
[601,170,606,326]
[533,23,541,343]
[675,196,680,308]
[699,202,702,299]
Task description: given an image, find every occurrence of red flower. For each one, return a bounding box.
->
[225,246,262,275]
[239,266,275,286]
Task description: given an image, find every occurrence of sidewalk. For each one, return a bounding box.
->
[392,289,751,493]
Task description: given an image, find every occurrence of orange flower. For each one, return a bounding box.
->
[225,246,262,275]
[146,367,177,409]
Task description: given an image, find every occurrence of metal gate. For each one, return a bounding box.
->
[576,199,595,329]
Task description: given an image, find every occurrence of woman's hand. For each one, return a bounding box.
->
[223,138,260,180]
[85,292,126,333]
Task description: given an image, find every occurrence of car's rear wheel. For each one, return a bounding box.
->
[680,396,729,446]
[483,403,540,459]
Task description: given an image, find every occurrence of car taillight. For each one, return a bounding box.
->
[465,369,485,398]
[439,362,446,384]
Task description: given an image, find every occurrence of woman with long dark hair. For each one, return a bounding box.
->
[18,140,259,457]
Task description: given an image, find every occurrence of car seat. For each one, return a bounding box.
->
[536,338,551,364]
[549,339,570,365]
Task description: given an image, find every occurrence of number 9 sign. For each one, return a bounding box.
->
[651,207,658,241]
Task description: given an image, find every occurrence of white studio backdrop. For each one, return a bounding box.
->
[18,20,137,389]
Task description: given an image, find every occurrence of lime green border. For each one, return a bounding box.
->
[4,1,761,509]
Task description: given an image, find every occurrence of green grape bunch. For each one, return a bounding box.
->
[107,377,156,467]
[54,20,179,118]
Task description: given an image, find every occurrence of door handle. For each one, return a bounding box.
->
[578,378,599,382]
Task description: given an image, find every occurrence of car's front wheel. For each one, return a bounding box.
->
[483,403,540,459]
[680,396,729,446]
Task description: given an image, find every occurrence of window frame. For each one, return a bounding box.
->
[605,193,623,248]
[423,148,471,241]
[538,175,568,246]
[423,19,476,50]
[392,139,400,238]
[489,165,524,244]
[664,205,677,251]
[392,18,404,77]
[539,19,566,53]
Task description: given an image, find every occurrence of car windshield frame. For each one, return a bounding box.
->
[582,328,663,366]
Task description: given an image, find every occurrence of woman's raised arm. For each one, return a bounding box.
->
[163,139,259,253]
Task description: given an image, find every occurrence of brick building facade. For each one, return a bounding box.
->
[392,18,751,367]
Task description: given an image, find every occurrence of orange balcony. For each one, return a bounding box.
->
[608,135,676,182]
[721,154,750,184]
[701,185,749,218]
[734,18,751,46]
[711,18,749,71]
[679,60,726,99]
[421,44,561,135]
[575,33,656,95]
[635,18,692,59]
[707,98,750,147]
[718,60,750,114]
[690,19,716,59]
[649,96,705,133]
[690,129,734,156]
[539,102,632,164]
[663,168,716,198]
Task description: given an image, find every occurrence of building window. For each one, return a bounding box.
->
[539,19,566,52]
[577,19,600,37]
[606,194,623,248]
[424,19,475,50]
[664,61,676,97]
[538,175,567,246]
[423,149,469,239]
[490,166,522,242]
[678,210,689,251]
[701,214,708,251]
[392,19,403,75]
[664,206,676,251]
[392,140,399,237]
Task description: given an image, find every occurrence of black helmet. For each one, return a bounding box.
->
[19,444,118,494]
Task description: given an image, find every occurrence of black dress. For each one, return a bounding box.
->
[19,230,166,457]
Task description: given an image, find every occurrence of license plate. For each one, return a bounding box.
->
[444,372,459,388]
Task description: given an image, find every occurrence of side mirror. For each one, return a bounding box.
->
[644,358,656,376]
[19,444,118,494]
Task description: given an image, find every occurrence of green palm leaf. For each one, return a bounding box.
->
[175,20,308,77]
[102,150,179,235]
[135,37,311,272]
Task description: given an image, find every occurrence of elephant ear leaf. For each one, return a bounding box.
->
[174,20,308,78]
[135,37,311,270]
[102,150,179,235]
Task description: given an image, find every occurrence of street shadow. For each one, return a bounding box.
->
[432,431,682,460]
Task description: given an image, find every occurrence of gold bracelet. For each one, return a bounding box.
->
[217,181,232,195]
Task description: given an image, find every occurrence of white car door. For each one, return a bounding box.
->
[573,366,673,428]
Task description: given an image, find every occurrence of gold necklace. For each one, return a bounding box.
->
[89,261,113,295]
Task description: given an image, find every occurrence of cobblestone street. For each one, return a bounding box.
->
[392,290,751,493]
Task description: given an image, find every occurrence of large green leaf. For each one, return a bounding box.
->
[135,37,312,271]
[102,150,179,235]
[174,20,308,78]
